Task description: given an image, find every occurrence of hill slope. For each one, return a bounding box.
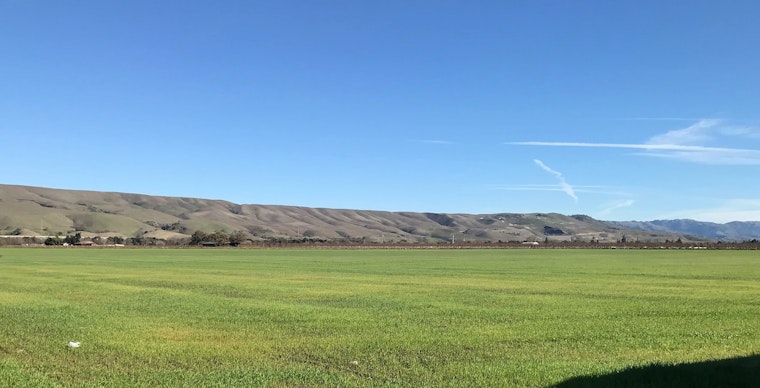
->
[611,219,760,242]
[1,184,690,243]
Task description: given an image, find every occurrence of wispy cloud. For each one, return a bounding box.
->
[492,184,629,196]
[415,139,454,145]
[622,117,702,121]
[510,119,760,165]
[597,199,636,217]
[533,159,578,202]
[647,118,720,145]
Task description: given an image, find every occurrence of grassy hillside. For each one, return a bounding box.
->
[0,184,688,243]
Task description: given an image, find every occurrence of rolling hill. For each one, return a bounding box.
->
[611,219,760,242]
[0,184,703,243]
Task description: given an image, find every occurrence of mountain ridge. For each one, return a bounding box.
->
[611,219,760,242]
[1,184,756,243]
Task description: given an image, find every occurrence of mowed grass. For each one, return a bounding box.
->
[0,248,758,387]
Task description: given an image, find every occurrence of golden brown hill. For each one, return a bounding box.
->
[0,184,688,243]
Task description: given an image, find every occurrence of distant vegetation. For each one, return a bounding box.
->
[3,232,760,250]
[188,230,247,246]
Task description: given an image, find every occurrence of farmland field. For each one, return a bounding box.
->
[0,248,758,387]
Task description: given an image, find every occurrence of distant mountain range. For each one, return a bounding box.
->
[610,219,760,242]
[1,184,758,242]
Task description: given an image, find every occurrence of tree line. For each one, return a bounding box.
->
[2,230,760,249]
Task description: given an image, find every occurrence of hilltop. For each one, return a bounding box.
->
[0,184,697,244]
[611,219,760,242]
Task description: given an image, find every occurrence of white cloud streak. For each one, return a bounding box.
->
[415,139,454,145]
[597,199,636,216]
[622,117,701,121]
[493,184,629,196]
[646,118,719,145]
[514,141,740,152]
[533,159,578,202]
[510,119,760,165]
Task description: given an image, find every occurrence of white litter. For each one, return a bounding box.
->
[67,341,81,348]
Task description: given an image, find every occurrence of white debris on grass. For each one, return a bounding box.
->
[67,341,81,348]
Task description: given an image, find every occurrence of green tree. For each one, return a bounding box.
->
[64,233,81,245]
[129,231,145,245]
[208,231,229,246]
[107,236,125,245]
[190,231,208,245]
[44,236,63,245]
[229,231,247,246]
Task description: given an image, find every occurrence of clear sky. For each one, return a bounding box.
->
[2,1,759,223]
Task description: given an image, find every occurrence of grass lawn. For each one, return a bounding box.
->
[0,248,758,387]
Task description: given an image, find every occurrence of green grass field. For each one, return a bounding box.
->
[0,248,758,387]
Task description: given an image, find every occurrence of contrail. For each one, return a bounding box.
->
[533,159,578,202]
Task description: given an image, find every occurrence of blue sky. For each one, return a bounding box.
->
[2,1,759,222]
